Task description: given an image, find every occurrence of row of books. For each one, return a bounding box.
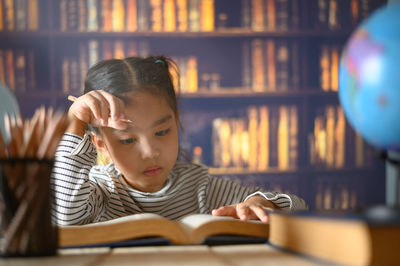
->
[212,104,298,171]
[61,39,150,95]
[314,179,360,211]
[59,0,215,32]
[319,44,340,92]
[243,38,300,92]
[241,0,300,31]
[309,105,373,169]
[0,0,39,31]
[314,0,376,30]
[219,174,360,211]
[0,48,36,92]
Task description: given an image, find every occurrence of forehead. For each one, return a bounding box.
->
[114,92,176,132]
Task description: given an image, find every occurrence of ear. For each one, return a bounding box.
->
[91,134,111,159]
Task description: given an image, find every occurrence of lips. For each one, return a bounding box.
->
[143,166,162,176]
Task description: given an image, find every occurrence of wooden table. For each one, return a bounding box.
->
[0,244,323,266]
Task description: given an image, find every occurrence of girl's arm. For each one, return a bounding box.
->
[207,176,308,222]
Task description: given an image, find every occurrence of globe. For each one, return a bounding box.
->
[339,3,400,152]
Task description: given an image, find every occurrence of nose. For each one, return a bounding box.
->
[139,139,160,160]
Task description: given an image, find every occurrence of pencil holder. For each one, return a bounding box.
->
[0,158,58,257]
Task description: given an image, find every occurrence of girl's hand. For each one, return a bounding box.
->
[211,196,278,223]
[68,90,128,130]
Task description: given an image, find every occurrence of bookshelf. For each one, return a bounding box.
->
[0,0,387,211]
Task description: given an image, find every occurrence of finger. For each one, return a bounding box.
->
[211,205,238,218]
[249,205,270,223]
[100,91,124,121]
[236,204,251,221]
[91,91,110,125]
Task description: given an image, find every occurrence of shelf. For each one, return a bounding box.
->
[209,166,377,176]
[0,28,352,39]
[180,89,339,99]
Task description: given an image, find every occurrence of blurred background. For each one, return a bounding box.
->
[0,0,388,210]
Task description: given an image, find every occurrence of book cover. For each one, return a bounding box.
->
[269,209,400,266]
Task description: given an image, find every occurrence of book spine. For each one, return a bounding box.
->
[60,0,67,31]
[112,0,125,32]
[200,0,214,32]
[241,0,251,29]
[257,105,269,171]
[78,0,87,32]
[275,0,289,31]
[247,106,258,170]
[251,39,265,92]
[278,105,289,170]
[330,45,339,91]
[265,39,276,92]
[15,0,26,31]
[150,0,162,32]
[87,0,99,31]
[102,0,112,32]
[164,0,177,32]
[276,40,289,91]
[265,0,275,31]
[251,0,264,31]
[126,0,137,32]
[14,49,26,92]
[288,105,298,169]
[320,45,330,91]
[27,50,36,91]
[188,0,200,32]
[27,0,39,31]
[242,41,252,89]
[113,40,125,59]
[186,56,198,93]
[67,0,79,31]
[137,0,149,31]
[0,0,3,31]
[5,0,15,31]
[176,0,188,32]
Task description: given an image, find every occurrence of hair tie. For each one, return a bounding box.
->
[155,59,165,65]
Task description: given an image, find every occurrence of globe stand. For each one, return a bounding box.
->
[386,151,400,207]
[360,151,400,222]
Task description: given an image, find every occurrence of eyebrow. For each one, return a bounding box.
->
[115,114,172,133]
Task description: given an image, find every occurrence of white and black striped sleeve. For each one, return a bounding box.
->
[50,133,104,225]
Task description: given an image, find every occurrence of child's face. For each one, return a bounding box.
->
[99,91,179,193]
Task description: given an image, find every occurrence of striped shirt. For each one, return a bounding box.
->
[51,133,308,225]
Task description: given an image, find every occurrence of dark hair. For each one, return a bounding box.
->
[84,55,180,134]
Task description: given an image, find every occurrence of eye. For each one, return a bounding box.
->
[120,138,135,144]
[155,128,170,136]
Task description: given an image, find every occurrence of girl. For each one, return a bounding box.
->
[51,55,307,226]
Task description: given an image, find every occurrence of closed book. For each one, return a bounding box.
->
[14,50,26,92]
[269,209,400,266]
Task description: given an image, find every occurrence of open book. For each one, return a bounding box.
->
[59,213,269,248]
